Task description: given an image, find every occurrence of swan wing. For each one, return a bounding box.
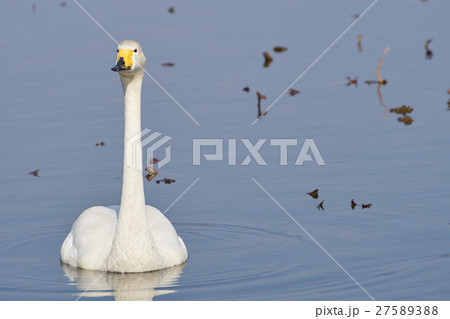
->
[61,206,117,270]
[145,205,188,267]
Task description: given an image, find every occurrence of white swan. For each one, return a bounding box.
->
[61,40,188,273]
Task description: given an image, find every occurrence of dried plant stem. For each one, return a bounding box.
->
[377,83,388,113]
[357,34,363,53]
[377,47,390,84]
[256,92,267,119]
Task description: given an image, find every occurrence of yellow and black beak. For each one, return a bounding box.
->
[111,49,134,72]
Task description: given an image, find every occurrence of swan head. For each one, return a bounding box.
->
[111,40,146,74]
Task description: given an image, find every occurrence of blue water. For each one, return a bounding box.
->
[0,0,449,300]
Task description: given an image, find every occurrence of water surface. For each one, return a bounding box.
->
[0,0,449,300]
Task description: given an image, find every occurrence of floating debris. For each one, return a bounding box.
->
[161,62,175,67]
[366,47,390,85]
[425,39,433,59]
[256,91,268,119]
[375,82,389,112]
[351,199,357,210]
[263,52,273,68]
[149,158,159,164]
[377,47,390,83]
[29,169,40,177]
[389,105,414,116]
[156,178,176,184]
[447,89,450,111]
[351,14,360,19]
[145,166,158,182]
[317,200,324,211]
[397,115,413,126]
[357,34,363,53]
[307,189,319,199]
[60,2,66,7]
[32,4,36,12]
[95,141,105,146]
[288,88,300,96]
[168,6,175,14]
[365,80,387,85]
[256,91,267,100]
[376,47,389,84]
[361,203,372,209]
[243,87,250,93]
[273,46,287,53]
[346,76,358,87]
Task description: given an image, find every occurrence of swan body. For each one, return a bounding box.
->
[61,40,188,273]
[61,205,187,272]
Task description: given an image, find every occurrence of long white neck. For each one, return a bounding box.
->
[119,71,146,217]
[107,71,160,272]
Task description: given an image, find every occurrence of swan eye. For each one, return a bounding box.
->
[134,49,138,53]
[117,49,119,53]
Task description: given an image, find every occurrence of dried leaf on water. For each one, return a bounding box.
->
[357,34,363,53]
[263,52,273,68]
[365,80,387,85]
[29,169,40,177]
[307,189,319,199]
[447,89,450,110]
[145,166,158,182]
[273,46,287,53]
[156,178,176,184]
[389,105,414,116]
[397,115,414,126]
[425,39,433,59]
[317,200,324,211]
[346,76,358,87]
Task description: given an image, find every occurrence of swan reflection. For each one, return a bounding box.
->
[61,263,186,300]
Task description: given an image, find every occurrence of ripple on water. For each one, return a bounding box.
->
[158,222,359,300]
[3,221,440,300]
[62,222,308,300]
